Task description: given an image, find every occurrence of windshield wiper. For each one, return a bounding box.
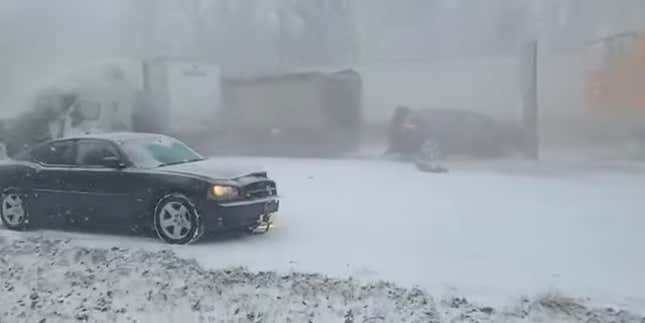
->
[157,158,204,167]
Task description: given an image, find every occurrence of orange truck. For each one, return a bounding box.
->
[585,31,645,117]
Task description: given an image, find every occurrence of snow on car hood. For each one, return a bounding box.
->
[157,158,266,180]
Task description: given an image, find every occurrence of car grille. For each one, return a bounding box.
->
[244,181,277,199]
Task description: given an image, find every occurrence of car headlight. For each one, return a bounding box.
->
[208,185,240,200]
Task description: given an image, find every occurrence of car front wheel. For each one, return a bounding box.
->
[153,194,204,244]
[1,189,31,230]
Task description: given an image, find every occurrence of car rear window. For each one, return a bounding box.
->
[76,140,122,167]
[27,141,76,166]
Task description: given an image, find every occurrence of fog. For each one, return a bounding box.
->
[1,0,645,158]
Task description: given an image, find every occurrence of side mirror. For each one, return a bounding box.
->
[101,156,126,169]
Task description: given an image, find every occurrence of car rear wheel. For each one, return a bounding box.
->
[1,189,31,230]
[153,194,204,244]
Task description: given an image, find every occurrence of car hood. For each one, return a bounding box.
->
[157,159,266,181]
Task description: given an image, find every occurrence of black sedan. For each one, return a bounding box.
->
[0,133,279,244]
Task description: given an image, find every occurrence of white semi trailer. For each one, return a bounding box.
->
[138,58,222,148]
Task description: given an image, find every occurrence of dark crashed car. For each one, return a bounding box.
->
[387,108,522,159]
[0,133,279,244]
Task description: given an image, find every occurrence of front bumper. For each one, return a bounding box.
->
[200,197,279,232]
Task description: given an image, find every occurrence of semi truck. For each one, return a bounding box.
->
[2,59,363,157]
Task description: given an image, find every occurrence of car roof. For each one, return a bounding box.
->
[56,132,168,143]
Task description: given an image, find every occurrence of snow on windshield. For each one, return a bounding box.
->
[119,137,203,168]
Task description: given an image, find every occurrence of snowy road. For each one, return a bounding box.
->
[2,157,645,313]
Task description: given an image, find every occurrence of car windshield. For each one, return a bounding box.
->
[119,136,204,168]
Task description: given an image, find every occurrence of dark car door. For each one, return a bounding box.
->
[28,140,79,226]
[69,139,133,227]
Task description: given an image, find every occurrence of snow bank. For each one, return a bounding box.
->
[0,236,438,323]
[0,235,642,323]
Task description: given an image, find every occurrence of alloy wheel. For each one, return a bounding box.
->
[158,201,193,240]
[2,193,26,227]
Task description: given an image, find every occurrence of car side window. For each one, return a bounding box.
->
[76,140,121,167]
[30,141,76,166]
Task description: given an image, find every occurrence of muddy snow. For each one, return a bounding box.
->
[0,235,643,323]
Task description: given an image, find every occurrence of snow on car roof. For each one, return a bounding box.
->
[62,132,169,142]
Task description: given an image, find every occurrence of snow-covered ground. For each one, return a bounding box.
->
[2,157,645,322]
